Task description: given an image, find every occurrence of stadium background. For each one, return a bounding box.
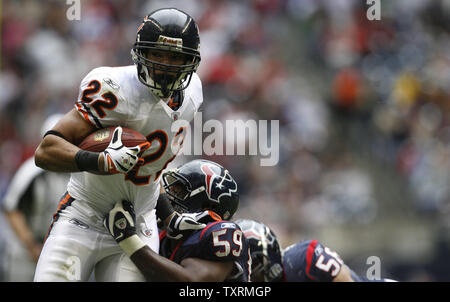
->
[1,0,450,281]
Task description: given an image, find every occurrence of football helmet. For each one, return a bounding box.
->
[162,159,239,221]
[131,8,201,98]
[235,219,284,282]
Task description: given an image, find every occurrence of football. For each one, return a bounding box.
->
[78,126,148,153]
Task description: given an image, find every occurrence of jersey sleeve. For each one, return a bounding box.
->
[75,67,128,128]
[303,240,345,282]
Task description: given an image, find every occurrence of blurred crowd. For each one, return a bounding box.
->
[1,0,450,281]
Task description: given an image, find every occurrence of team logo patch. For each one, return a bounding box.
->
[200,163,237,203]
[221,222,236,229]
[68,219,89,229]
[171,112,180,121]
[141,228,153,238]
[115,218,127,230]
[243,229,262,240]
[104,78,120,90]
[242,221,276,245]
[94,130,110,142]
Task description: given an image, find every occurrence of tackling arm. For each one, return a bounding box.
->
[104,200,213,281]
[130,246,234,282]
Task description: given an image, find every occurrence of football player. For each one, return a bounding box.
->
[104,160,251,282]
[33,8,206,281]
[236,219,396,282]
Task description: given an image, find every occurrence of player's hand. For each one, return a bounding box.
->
[104,200,147,256]
[166,211,208,240]
[101,126,150,174]
[104,200,137,243]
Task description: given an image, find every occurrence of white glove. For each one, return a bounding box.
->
[101,126,150,174]
[167,211,209,240]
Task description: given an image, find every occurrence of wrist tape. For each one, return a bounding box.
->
[74,150,100,172]
[119,234,146,256]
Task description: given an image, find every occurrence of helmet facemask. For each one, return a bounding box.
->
[132,41,200,98]
[162,170,192,213]
[252,229,283,282]
[237,219,284,282]
[250,251,270,281]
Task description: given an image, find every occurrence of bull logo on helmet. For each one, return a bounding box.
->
[200,163,237,203]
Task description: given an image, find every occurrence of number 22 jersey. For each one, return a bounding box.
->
[67,65,203,220]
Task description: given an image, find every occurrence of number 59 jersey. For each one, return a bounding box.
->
[159,221,252,282]
[68,65,203,219]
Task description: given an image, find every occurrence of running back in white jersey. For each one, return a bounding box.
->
[68,65,203,219]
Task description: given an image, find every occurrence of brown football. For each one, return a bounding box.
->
[78,126,148,152]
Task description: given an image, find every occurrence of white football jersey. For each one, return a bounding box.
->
[67,65,203,218]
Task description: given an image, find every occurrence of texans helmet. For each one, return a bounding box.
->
[131,8,201,98]
[162,159,239,220]
[235,219,284,282]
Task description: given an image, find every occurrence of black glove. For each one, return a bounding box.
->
[104,200,146,256]
[166,211,209,240]
[104,200,137,242]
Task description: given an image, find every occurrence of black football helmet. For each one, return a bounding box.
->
[235,219,284,282]
[162,159,239,221]
[131,8,201,98]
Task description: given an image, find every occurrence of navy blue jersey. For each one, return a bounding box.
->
[159,220,251,282]
[282,240,345,282]
[282,240,395,282]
